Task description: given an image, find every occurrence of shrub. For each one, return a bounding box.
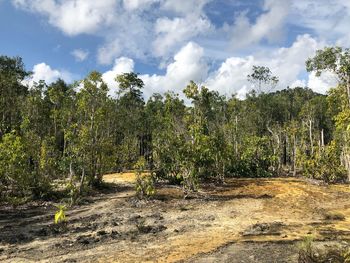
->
[228,136,278,178]
[298,141,347,183]
[54,205,67,224]
[134,157,155,199]
[0,133,30,197]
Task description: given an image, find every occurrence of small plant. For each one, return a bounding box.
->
[134,157,155,199]
[54,204,67,224]
[66,181,79,205]
[136,175,156,198]
[343,248,350,263]
[298,235,315,262]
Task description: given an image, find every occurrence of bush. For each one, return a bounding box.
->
[299,141,347,183]
[0,133,31,197]
[134,157,155,199]
[228,136,278,178]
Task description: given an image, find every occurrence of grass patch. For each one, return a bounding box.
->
[324,211,346,221]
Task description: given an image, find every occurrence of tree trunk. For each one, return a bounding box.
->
[69,161,74,182]
[346,80,350,107]
[79,168,85,194]
[293,135,297,177]
[234,115,238,157]
[309,119,314,155]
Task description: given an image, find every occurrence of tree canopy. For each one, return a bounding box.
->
[0,48,349,202]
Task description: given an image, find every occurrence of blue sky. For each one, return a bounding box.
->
[1,0,349,98]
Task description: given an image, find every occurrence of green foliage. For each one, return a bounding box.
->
[1,53,350,204]
[298,142,347,183]
[307,47,350,180]
[298,235,315,262]
[54,205,67,224]
[0,132,30,197]
[229,136,278,178]
[134,157,155,198]
[0,56,29,136]
[66,181,80,205]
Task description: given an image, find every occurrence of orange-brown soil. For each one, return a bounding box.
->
[1,174,350,262]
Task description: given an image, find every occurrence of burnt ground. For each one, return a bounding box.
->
[1,173,350,262]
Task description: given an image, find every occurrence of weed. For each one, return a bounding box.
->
[298,235,315,262]
[134,157,156,199]
[54,204,67,224]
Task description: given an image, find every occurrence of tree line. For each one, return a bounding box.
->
[0,46,349,201]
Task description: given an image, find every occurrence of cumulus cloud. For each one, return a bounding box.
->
[11,0,350,64]
[205,34,325,97]
[11,0,349,98]
[140,42,208,99]
[290,0,350,46]
[12,0,116,36]
[12,0,212,64]
[24,63,74,87]
[101,35,337,100]
[161,0,209,15]
[71,49,89,62]
[307,71,339,94]
[123,0,158,11]
[228,0,290,49]
[153,15,211,57]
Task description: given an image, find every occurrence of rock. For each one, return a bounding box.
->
[242,222,284,236]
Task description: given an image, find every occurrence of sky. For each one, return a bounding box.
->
[1,0,349,99]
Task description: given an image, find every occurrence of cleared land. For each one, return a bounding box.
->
[1,173,350,262]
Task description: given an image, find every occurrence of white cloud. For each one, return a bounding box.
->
[228,0,290,49]
[71,49,89,62]
[205,34,324,97]
[290,0,350,46]
[123,0,158,11]
[11,0,350,98]
[24,63,74,87]
[290,79,306,88]
[12,0,117,36]
[96,11,155,64]
[102,57,135,95]
[307,71,339,94]
[161,0,209,14]
[101,35,337,100]
[140,42,208,98]
[153,15,211,57]
[205,56,255,96]
[97,40,122,65]
[12,0,212,64]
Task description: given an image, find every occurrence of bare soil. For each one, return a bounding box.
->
[1,173,350,262]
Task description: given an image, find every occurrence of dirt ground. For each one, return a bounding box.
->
[1,173,350,262]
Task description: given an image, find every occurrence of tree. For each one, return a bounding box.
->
[247,65,279,94]
[0,133,29,197]
[306,47,350,106]
[306,47,350,180]
[116,72,144,99]
[0,56,30,137]
[115,73,145,169]
[74,71,114,186]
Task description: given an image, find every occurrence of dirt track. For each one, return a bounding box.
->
[1,174,350,262]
